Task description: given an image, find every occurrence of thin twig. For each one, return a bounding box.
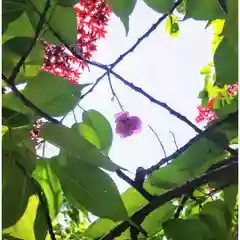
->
[77,103,86,112]
[109,70,202,133]
[107,71,124,111]
[148,125,167,157]
[146,110,238,175]
[169,131,179,150]
[7,0,51,84]
[72,109,78,123]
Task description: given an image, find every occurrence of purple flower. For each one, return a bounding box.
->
[115,112,142,138]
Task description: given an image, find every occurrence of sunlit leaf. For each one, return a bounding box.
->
[3,12,34,43]
[84,187,148,238]
[41,123,122,171]
[82,110,113,154]
[163,218,213,240]
[33,160,63,219]
[24,72,89,117]
[141,203,176,236]
[149,164,192,189]
[165,15,180,38]
[72,123,101,149]
[3,195,40,240]
[3,151,35,229]
[50,155,128,221]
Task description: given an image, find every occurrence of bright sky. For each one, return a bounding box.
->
[44,0,215,193]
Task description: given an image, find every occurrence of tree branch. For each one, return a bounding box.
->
[102,158,237,239]
[7,0,51,85]
[2,75,60,124]
[146,110,238,174]
[116,169,154,202]
[80,0,183,99]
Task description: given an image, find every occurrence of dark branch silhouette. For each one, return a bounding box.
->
[3,74,60,124]
[102,157,237,239]
[7,0,51,85]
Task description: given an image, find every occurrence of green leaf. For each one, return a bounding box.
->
[44,5,77,44]
[223,185,237,215]
[3,126,35,154]
[84,219,117,239]
[165,16,180,38]
[223,0,238,52]
[185,0,226,20]
[200,66,212,75]
[82,110,113,154]
[2,107,31,128]
[149,123,235,191]
[198,90,209,106]
[210,112,238,143]
[105,0,137,35]
[2,0,27,33]
[27,3,77,45]
[50,155,128,221]
[3,195,40,240]
[149,164,192,189]
[199,214,228,240]
[72,123,101,149]
[2,91,32,116]
[170,136,225,178]
[143,0,175,14]
[2,126,9,136]
[214,95,238,118]
[199,200,232,231]
[23,72,88,117]
[55,0,79,7]
[2,235,24,240]
[33,160,63,219]
[84,187,148,238]
[141,203,176,236]
[2,37,44,81]
[41,123,122,171]
[3,12,35,43]
[162,218,213,240]
[214,37,238,85]
[33,201,48,240]
[3,151,35,229]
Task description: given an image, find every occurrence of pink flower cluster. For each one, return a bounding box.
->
[196,83,238,124]
[42,0,111,84]
[115,112,142,138]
